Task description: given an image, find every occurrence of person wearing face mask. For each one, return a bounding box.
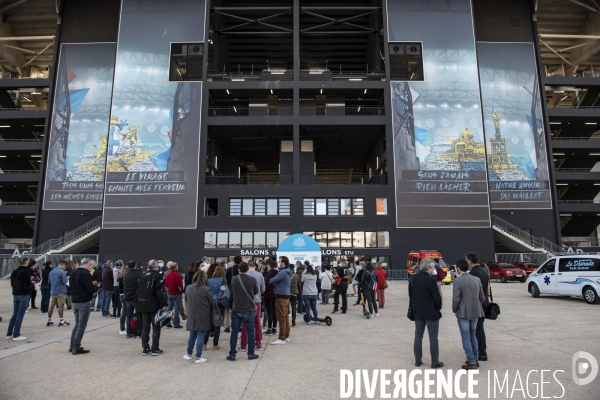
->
[158,259,167,275]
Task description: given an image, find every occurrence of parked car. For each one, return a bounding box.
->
[512,262,538,276]
[526,255,600,304]
[488,262,527,283]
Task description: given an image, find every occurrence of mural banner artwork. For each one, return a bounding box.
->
[43,43,116,210]
[387,0,491,228]
[477,42,552,209]
[102,0,205,229]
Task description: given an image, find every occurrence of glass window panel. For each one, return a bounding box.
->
[217,232,228,249]
[377,231,390,248]
[242,199,253,216]
[340,199,351,215]
[341,231,352,248]
[267,199,278,215]
[315,232,327,247]
[254,232,266,248]
[352,198,364,216]
[279,232,290,245]
[204,232,216,248]
[328,231,340,248]
[303,199,314,215]
[267,232,278,248]
[230,199,242,216]
[278,198,290,216]
[365,232,377,248]
[376,198,388,215]
[353,231,365,248]
[229,232,241,248]
[242,232,253,248]
[316,199,327,215]
[254,199,266,216]
[327,198,339,215]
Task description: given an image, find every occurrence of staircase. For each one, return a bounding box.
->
[492,215,564,255]
[29,216,102,255]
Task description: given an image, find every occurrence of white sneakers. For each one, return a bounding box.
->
[271,339,286,345]
[5,335,12,340]
[375,313,379,317]
[183,354,192,360]
[119,330,126,335]
[13,336,27,341]
[195,357,207,364]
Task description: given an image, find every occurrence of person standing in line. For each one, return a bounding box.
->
[301,264,319,324]
[40,261,53,314]
[164,262,184,329]
[360,262,379,317]
[117,262,129,334]
[158,259,167,275]
[69,258,97,354]
[269,256,293,345]
[112,260,123,318]
[353,262,365,307]
[183,270,213,364]
[205,265,227,350]
[409,258,444,369]
[452,259,485,370]
[263,258,278,336]
[318,265,333,305]
[239,261,265,351]
[332,261,349,314]
[375,262,387,308]
[101,260,114,317]
[123,261,142,338]
[90,262,103,311]
[295,261,305,316]
[226,262,259,361]
[290,263,301,327]
[29,261,40,310]
[466,252,489,362]
[224,256,242,333]
[433,258,444,298]
[6,257,32,341]
[47,260,70,327]
[65,261,74,309]
[137,259,168,356]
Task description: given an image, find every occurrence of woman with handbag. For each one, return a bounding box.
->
[375,262,387,308]
[205,265,226,350]
[183,270,214,364]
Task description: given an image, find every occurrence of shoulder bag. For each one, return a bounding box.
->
[212,301,223,326]
[484,282,500,320]
[217,277,231,308]
[237,275,258,311]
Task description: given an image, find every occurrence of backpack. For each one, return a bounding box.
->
[436,266,447,281]
[130,310,142,338]
[217,277,231,308]
[367,270,378,290]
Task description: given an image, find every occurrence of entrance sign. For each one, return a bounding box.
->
[277,234,322,267]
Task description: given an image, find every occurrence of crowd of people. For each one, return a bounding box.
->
[5,255,389,363]
[408,252,490,370]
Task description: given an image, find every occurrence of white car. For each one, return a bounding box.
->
[526,255,600,304]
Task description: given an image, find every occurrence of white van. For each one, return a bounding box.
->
[526,255,600,304]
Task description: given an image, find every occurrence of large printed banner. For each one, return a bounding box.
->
[477,42,552,209]
[387,0,491,228]
[102,0,205,229]
[43,43,116,210]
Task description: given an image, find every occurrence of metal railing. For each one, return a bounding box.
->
[299,70,386,81]
[0,238,32,249]
[555,168,594,172]
[386,269,408,281]
[0,169,40,173]
[208,106,294,116]
[551,136,600,140]
[300,174,388,185]
[0,138,43,142]
[0,201,36,205]
[495,253,550,264]
[492,215,565,254]
[1,254,99,278]
[0,106,47,111]
[558,199,600,204]
[205,174,293,185]
[207,70,294,82]
[29,216,102,255]
[299,105,385,116]
[562,237,600,248]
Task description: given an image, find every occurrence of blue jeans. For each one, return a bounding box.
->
[261,299,268,327]
[457,318,479,365]
[187,330,207,359]
[230,311,255,358]
[7,294,30,338]
[111,287,121,316]
[125,300,137,335]
[168,294,182,326]
[40,285,51,313]
[303,294,318,323]
[101,289,112,316]
[297,289,305,313]
[91,289,104,310]
[70,302,91,351]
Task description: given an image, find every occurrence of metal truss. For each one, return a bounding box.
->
[213,7,292,36]
[300,6,380,35]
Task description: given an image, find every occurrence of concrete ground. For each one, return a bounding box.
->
[0,279,598,400]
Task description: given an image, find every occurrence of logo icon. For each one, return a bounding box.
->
[544,275,551,285]
[572,351,598,385]
[293,238,306,248]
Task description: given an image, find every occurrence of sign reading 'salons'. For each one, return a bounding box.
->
[387,0,491,228]
[102,0,205,229]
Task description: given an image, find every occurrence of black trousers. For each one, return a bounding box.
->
[265,297,277,329]
[362,288,378,314]
[333,282,348,311]
[476,316,487,357]
[290,295,297,324]
[141,311,161,351]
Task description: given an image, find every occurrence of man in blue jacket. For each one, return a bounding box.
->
[409,258,444,369]
[47,260,69,327]
[269,256,293,345]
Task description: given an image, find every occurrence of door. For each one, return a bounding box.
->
[555,257,581,296]
[535,259,557,294]
[489,264,501,280]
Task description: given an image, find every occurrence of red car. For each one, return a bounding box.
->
[511,262,538,276]
[487,262,527,283]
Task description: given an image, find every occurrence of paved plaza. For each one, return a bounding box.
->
[0,279,598,399]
